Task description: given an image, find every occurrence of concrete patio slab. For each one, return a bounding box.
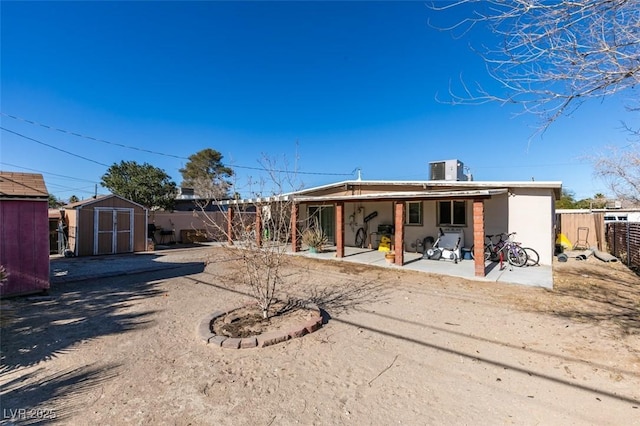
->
[291,246,553,289]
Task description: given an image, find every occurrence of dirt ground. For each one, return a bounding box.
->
[1,247,639,425]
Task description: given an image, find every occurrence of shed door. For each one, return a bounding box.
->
[95,208,134,255]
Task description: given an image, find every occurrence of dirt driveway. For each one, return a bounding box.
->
[1,247,639,425]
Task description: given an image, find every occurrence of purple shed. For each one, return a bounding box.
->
[0,172,50,297]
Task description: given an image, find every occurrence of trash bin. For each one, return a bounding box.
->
[461,247,472,260]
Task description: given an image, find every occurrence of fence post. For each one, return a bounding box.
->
[627,223,631,267]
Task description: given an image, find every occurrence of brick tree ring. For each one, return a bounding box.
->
[195,302,323,349]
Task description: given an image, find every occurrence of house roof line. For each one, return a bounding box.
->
[293,179,562,193]
[292,188,509,203]
[287,179,561,200]
[222,178,561,205]
[222,188,510,205]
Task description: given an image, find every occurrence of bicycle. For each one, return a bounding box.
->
[493,233,528,267]
[495,233,539,267]
[471,232,527,267]
[470,233,500,261]
[521,247,539,266]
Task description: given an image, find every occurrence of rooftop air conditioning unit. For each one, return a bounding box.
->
[606,200,622,209]
[429,159,466,181]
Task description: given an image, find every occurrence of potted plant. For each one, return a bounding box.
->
[385,251,396,263]
[301,225,328,253]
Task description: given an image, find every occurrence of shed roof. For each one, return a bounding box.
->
[63,194,147,210]
[0,171,48,199]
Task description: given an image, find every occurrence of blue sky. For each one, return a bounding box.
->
[2,1,635,201]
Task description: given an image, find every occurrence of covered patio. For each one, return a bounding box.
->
[289,190,500,278]
[225,190,502,277]
[222,178,560,289]
[290,245,553,288]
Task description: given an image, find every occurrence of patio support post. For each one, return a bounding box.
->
[336,202,344,258]
[291,203,300,252]
[394,201,405,266]
[473,199,485,277]
[227,207,234,245]
[255,205,262,247]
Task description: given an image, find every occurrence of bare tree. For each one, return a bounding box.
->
[592,142,640,206]
[197,155,305,319]
[431,0,640,202]
[430,0,640,128]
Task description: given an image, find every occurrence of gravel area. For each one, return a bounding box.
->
[1,246,639,425]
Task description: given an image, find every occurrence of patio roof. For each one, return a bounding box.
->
[222,178,560,206]
[292,179,561,197]
[292,188,509,203]
[222,188,509,205]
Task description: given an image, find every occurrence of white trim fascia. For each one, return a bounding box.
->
[293,188,508,203]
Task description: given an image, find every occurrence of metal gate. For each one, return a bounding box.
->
[94,208,134,255]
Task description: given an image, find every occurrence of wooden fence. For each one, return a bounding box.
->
[606,222,640,270]
[556,212,606,250]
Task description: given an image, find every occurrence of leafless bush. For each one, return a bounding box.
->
[197,155,305,319]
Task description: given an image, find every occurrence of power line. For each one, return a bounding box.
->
[1,112,185,159]
[0,162,99,183]
[1,127,110,167]
[45,183,97,195]
[0,112,354,176]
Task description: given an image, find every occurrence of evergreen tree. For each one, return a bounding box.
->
[101,161,177,210]
[179,148,234,199]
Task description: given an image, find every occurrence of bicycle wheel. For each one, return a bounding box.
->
[484,244,496,261]
[471,244,498,262]
[506,245,527,267]
[523,247,539,266]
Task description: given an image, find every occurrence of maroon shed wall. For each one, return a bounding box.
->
[0,200,50,297]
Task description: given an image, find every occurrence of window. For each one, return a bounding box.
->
[405,201,422,225]
[437,200,466,226]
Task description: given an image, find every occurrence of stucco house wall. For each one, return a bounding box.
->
[150,211,229,242]
[292,181,559,266]
[483,194,509,236]
[508,187,557,266]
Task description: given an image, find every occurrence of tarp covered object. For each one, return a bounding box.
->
[593,250,618,263]
[556,233,572,249]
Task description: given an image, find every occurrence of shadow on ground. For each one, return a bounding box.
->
[1,363,122,425]
[0,261,205,423]
[550,265,640,335]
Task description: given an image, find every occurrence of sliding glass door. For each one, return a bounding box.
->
[308,205,335,244]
